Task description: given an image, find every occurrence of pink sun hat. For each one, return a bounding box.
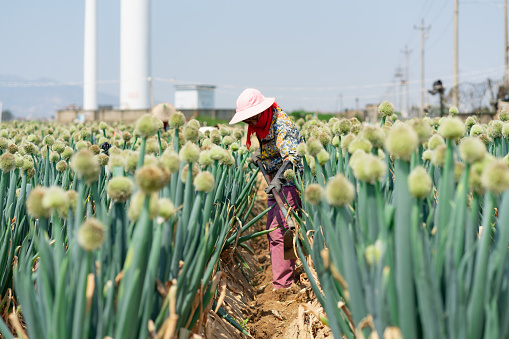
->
[229,88,275,125]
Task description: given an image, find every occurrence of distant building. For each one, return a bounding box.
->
[175,85,216,110]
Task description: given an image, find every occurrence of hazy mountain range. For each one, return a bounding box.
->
[0,74,118,120]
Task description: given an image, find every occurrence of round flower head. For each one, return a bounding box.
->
[49,151,60,163]
[169,111,186,128]
[179,141,200,163]
[318,131,332,147]
[0,153,16,173]
[210,131,221,145]
[316,149,330,166]
[410,119,432,143]
[128,192,159,221]
[431,144,446,167]
[378,101,394,117]
[408,166,432,198]
[500,110,509,122]
[458,137,486,164]
[160,149,181,173]
[135,114,159,138]
[122,131,132,142]
[306,137,323,156]
[488,120,503,138]
[305,184,324,205]
[199,150,213,167]
[325,174,354,206]
[221,152,235,167]
[109,155,126,168]
[99,121,107,130]
[135,164,169,193]
[62,146,73,160]
[337,119,352,135]
[481,159,509,194]
[331,135,340,147]
[351,152,387,184]
[0,138,7,150]
[56,160,68,172]
[209,145,226,161]
[23,142,37,155]
[296,143,307,156]
[21,156,34,171]
[438,117,465,139]
[180,163,199,183]
[284,169,296,182]
[7,143,18,154]
[14,156,24,169]
[470,124,483,136]
[158,198,176,220]
[465,116,476,131]
[71,149,100,184]
[502,123,509,138]
[427,134,445,150]
[340,133,356,151]
[26,187,51,218]
[42,186,68,211]
[421,149,433,162]
[360,125,385,149]
[364,240,383,266]
[348,137,373,154]
[145,138,159,155]
[385,123,418,161]
[193,171,215,192]
[230,142,239,152]
[75,140,88,151]
[449,106,459,116]
[52,140,66,154]
[183,125,199,143]
[350,124,361,135]
[222,135,234,146]
[107,176,134,202]
[43,135,55,146]
[77,218,105,251]
[80,128,91,140]
[124,151,139,174]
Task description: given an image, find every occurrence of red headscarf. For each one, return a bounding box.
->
[246,102,278,149]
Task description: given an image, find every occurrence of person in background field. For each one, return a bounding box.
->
[152,102,177,131]
[229,88,304,290]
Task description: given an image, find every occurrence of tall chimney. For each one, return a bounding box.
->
[120,0,151,110]
[83,0,97,112]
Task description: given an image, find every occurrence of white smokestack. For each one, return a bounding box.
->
[120,0,151,110]
[83,0,98,111]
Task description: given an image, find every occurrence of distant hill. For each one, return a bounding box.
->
[0,74,118,120]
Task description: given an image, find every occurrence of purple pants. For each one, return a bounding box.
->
[266,186,302,289]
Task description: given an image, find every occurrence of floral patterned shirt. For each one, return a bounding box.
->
[259,107,304,185]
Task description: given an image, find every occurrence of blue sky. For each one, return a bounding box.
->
[0,0,506,113]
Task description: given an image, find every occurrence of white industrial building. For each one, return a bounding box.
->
[174,85,216,110]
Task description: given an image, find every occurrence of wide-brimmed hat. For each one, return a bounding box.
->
[152,102,177,121]
[229,88,275,125]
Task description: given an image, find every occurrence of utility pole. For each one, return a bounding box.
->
[401,46,412,118]
[415,19,431,117]
[505,0,508,88]
[395,67,403,114]
[453,0,459,107]
[339,94,343,113]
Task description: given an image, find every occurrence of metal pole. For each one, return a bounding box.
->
[505,0,508,88]
[453,0,459,107]
[402,46,411,117]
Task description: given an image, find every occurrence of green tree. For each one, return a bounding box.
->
[1,110,14,122]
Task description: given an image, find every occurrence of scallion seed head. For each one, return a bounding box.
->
[179,141,200,163]
[194,171,215,192]
[385,123,419,161]
[488,120,503,138]
[77,218,105,251]
[458,137,486,164]
[364,240,383,266]
[316,149,330,166]
[410,119,432,143]
[427,134,445,150]
[408,166,432,198]
[135,164,169,193]
[26,187,51,218]
[481,159,509,194]
[325,174,354,206]
[348,137,373,154]
[128,192,159,221]
[306,137,323,156]
[340,133,356,151]
[169,111,186,129]
[49,151,60,163]
[0,153,16,173]
[500,110,509,122]
[360,125,385,149]
[305,184,324,205]
[378,101,394,117]
[71,149,100,184]
[158,198,176,219]
[107,176,134,202]
[199,150,213,167]
[43,135,55,146]
[42,186,68,210]
[284,169,296,182]
[183,125,199,143]
[422,149,433,162]
[438,117,465,139]
[296,143,307,156]
[352,153,387,184]
[449,106,459,116]
[135,114,159,138]
[56,160,68,172]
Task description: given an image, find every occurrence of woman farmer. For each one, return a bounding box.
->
[230,88,303,290]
